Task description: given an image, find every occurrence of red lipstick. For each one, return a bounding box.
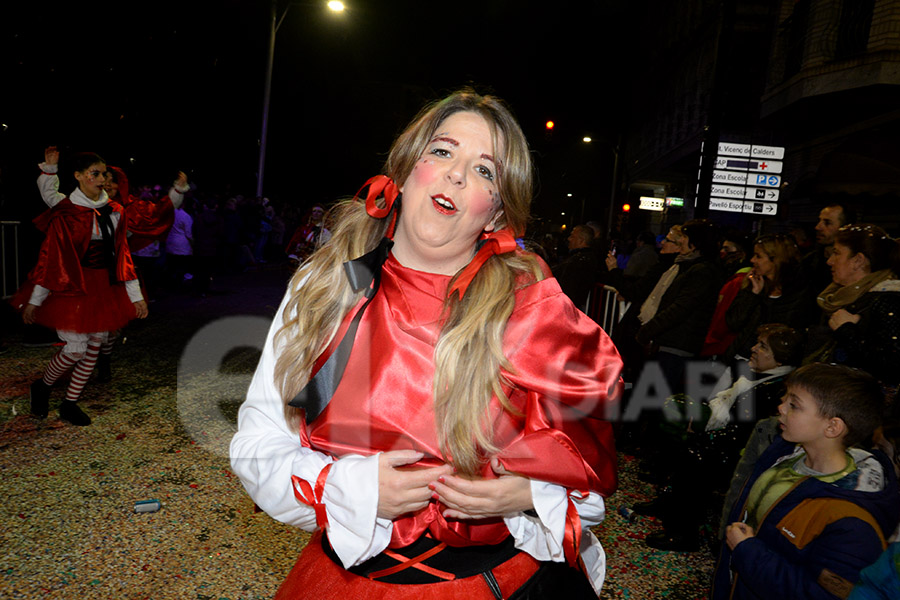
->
[431,194,457,215]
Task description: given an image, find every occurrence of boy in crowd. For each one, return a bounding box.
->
[712,363,899,599]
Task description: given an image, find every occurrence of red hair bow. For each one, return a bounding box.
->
[355,175,401,238]
[448,228,519,300]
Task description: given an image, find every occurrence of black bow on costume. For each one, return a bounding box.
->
[289,237,394,423]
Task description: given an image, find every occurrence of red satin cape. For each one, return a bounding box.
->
[110,166,176,252]
[10,198,139,331]
[298,253,622,550]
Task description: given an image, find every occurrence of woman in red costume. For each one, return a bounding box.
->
[35,146,188,379]
[230,90,623,598]
[38,146,190,302]
[12,151,148,425]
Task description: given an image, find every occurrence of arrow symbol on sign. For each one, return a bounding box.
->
[767,191,776,199]
[766,204,775,213]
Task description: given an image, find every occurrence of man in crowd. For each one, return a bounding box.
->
[553,224,599,311]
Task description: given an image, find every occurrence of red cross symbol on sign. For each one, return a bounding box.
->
[759,162,768,170]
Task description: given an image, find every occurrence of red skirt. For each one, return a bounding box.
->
[275,531,541,600]
[16,268,137,333]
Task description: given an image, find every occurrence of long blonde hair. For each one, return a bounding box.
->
[274,89,543,475]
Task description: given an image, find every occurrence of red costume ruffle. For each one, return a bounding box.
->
[28,267,136,332]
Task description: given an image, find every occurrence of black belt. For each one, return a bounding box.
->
[321,531,519,585]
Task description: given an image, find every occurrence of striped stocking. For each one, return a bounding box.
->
[65,338,103,402]
[101,331,118,357]
[42,350,78,386]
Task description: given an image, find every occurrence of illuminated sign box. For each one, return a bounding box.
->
[639,196,664,211]
[665,197,684,207]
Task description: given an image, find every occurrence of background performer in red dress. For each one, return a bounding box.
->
[12,151,148,425]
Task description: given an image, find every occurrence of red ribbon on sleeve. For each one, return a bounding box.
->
[447,228,519,300]
[291,463,334,529]
[562,494,583,568]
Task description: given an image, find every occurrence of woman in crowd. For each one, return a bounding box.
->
[12,151,148,425]
[633,219,722,394]
[806,223,900,398]
[604,224,682,383]
[285,203,332,263]
[230,89,623,598]
[639,324,804,551]
[701,232,752,358]
[720,233,809,364]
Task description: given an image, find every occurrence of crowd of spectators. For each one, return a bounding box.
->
[539,203,900,598]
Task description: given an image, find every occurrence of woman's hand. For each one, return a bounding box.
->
[725,522,755,550]
[134,300,149,319]
[377,450,453,521]
[605,252,618,271]
[22,304,37,325]
[44,146,59,166]
[828,308,860,330]
[747,271,765,295]
[430,458,533,520]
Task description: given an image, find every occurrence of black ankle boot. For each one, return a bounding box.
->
[96,354,112,383]
[59,401,91,426]
[31,379,51,419]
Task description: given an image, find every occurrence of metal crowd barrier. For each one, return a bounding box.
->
[586,283,630,336]
[2,221,22,299]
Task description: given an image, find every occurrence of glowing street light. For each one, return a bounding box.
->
[582,136,592,143]
[257,1,346,197]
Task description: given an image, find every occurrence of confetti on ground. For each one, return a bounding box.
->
[1,267,715,599]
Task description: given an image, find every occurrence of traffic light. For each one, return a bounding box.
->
[545,120,555,131]
[622,203,631,212]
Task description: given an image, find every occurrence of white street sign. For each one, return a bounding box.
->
[713,170,781,188]
[709,198,746,213]
[711,184,747,199]
[712,170,752,185]
[742,201,778,215]
[714,156,783,174]
[717,142,785,160]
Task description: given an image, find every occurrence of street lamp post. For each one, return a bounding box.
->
[256,1,345,198]
[604,138,621,240]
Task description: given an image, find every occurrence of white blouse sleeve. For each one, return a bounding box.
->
[37,164,65,208]
[504,482,606,560]
[504,482,607,593]
[229,286,393,568]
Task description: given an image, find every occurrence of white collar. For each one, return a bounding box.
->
[69,187,109,209]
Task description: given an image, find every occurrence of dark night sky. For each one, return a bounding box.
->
[1,1,635,224]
